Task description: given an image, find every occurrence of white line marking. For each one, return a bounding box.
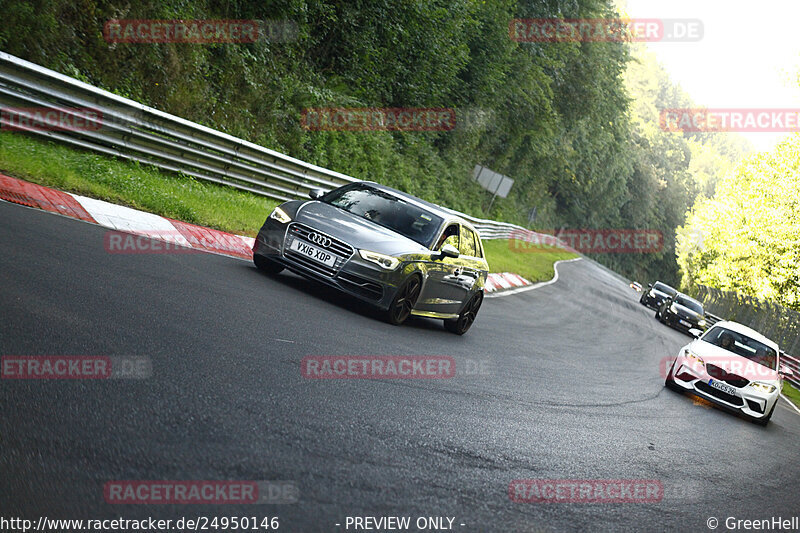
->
[780,393,800,416]
[485,257,582,298]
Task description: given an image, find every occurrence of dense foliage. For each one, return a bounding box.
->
[677,135,800,310]
[0,0,749,283]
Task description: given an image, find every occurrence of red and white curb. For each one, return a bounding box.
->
[484,272,532,293]
[484,258,582,298]
[0,174,255,259]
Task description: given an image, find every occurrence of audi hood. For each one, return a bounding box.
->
[294,201,431,256]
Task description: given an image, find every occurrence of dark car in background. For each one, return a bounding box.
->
[656,293,707,335]
[639,281,677,310]
[252,181,489,334]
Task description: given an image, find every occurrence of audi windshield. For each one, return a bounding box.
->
[322,184,444,247]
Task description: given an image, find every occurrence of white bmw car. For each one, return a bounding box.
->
[665,320,793,425]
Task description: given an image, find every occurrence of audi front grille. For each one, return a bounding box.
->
[284,223,354,277]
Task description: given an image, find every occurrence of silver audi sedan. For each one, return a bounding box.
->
[252,181,489,334]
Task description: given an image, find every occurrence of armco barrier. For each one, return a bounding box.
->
[696,285,800,390]
[0,51,538,242]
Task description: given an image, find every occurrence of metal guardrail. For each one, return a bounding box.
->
[781,352,800,391]
[704,312,723,327]
[696,285,800,390]
[0,51,537,241]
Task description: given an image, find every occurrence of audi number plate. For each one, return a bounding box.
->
[290,239,336,267]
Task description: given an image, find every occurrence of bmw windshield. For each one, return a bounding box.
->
[322,184,444,247]
[703,326,778,370]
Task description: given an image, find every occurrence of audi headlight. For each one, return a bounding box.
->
[359,249,400,270]
[269,206,292,224]
[748,382,776,394]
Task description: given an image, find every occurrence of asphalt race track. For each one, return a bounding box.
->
[2,199,799,532]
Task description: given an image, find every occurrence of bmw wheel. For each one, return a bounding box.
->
[444,291,483,335]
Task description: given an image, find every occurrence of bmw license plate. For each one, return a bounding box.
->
[709,379,737,396]
[290,239,336,267]
[679,319,692,327]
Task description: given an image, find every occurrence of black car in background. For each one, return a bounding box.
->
[639,281,677,309]
[656,293,707,335]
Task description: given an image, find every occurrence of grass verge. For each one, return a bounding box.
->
[0,132,278,236]
[782,381,800,409]
[0,132,578,280]
[482,239,578,283]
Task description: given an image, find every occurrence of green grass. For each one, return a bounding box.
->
[0,132,577,280]
[482,239,578,282]
[783,381,800,409]
[0,132,279,236]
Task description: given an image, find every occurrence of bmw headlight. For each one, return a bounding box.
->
[649,290,655,297]
[698,319,706,327]
[670,303,678,313]
[748,382,776,394]
[269,206,292,224]
[359,249,401,270]
[683,349,704,365]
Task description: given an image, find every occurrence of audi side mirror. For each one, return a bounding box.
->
[688,328,703,339]
[309,188,324,199]
[437,244,460,260]
[780,364,794,378]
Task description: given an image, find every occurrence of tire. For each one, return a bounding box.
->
[655,307,661,320]
[385,275,422,326]
[664,358,680,391]
[754,401,776,426]
[254,254,284,275]
[444,291,483,335]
